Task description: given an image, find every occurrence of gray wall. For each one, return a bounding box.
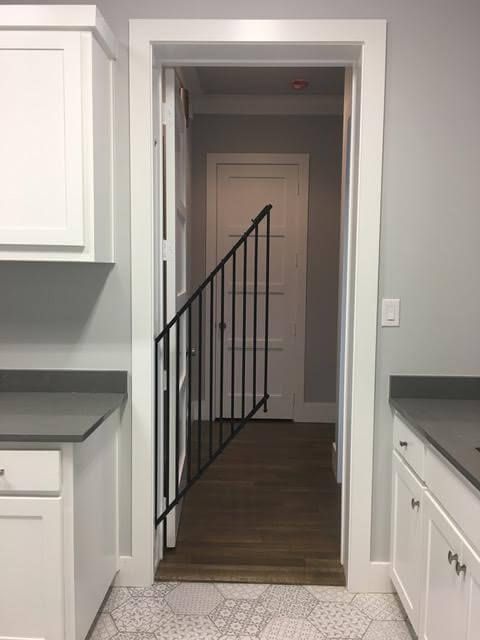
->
[191,115,343,404]
[9,0,480,562]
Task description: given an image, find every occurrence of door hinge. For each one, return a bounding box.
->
[163,374,167,391]
[162,240,168,261]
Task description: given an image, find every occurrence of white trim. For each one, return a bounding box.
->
[206,152,309,422]
[129,18,387,591]
[193,93,343,116]
[0,4,118,59]
[294,402,337,423]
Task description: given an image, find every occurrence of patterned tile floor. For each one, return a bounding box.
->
[89,583,415,640]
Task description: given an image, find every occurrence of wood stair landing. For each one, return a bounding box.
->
[156,421,344,585]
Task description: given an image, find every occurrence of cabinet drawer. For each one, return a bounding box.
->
[0,450,61,494]
[393,413,426,480]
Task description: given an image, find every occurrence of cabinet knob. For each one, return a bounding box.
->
[411,498,420,510]
[448,550,459,565]
[399,441,408,448]
[0,468,4,476]
[455,560,467,577]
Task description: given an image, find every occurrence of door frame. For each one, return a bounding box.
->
[206,152,309,422]
[128,18,387,592]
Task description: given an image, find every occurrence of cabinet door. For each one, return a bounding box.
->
[421,492,466,640]
[391,451,424,631]
[463,542,480,640]
[0,31,84,247]
[0,496,64,640]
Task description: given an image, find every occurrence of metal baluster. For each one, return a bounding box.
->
[209,279,214,458]
[241,239,247,418]
[253,225,259,408]
[231,252,237,433]
[219,265,225,445]
[164,330,170,513]
[264,211,270,411]
[187,305,192,483]
[175,318,180,499]
[198,291,203,472]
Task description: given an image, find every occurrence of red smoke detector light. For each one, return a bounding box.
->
[291,78,309,91]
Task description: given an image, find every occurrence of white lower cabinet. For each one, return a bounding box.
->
[0,497,64,640]
[391,413,480,640]
[421,493,466,640]
[391,451,424,631]
[463,542,480,640]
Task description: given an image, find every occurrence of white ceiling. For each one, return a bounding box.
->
[192,66,345,96]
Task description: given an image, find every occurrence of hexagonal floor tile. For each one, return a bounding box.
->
[103,588,132,613]
[216,583,269,600]
[308,602,371,639]
[210,598,273,636]
[128,583,178,598]
[154,614,220,639]
[112,634,156,640]
[111,597,172,633]
[260,585,318,618]
[90,613,118,640]
[165,583,224,615]
[305,587,356,604]
[261,617,325,640]
[363,620,414,639]
[352,594,406,621]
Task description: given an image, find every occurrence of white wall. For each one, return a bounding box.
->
[8,0,480,562]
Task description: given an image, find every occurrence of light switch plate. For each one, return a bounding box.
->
[382,298,400,327]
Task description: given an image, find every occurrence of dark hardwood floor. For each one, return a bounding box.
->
[155,421,344,585]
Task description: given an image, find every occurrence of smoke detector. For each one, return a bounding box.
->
[291,78,309,91]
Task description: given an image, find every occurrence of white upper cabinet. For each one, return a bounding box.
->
[0,6,116,261]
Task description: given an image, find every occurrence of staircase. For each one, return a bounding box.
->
[154,204,272,530]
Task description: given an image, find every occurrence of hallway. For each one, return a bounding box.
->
[156,421,343,585]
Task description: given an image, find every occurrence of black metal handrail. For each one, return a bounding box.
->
[154,204,272,528]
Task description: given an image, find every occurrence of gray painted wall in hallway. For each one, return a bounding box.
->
[8,0,480,561]
[191,114,343,404]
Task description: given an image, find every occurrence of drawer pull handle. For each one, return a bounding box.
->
[448,550,458,565]
[399,441,408,448]
[455,560,467,577]
[411,498,420,510]
[0,468,4,476]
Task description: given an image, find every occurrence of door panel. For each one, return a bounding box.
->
[215,161,301,419]
[422,493,466,640]
[164,68,190,547]
[463,542,480,640]
[391,452,424,631]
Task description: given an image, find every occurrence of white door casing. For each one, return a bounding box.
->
[163,68,190,548]
[207,154,309,421]
[129,19,387,590]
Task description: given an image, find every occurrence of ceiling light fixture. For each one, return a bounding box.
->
[291,78,309,91]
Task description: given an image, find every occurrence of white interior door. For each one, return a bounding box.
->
[210,155,308,420]
[164,68,190,547]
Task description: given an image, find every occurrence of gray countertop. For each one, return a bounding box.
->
[0,370,127,443]
[390,376,480,493]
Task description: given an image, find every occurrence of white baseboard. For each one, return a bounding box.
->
[347,561,393,593]
[114,555,149,587]
[294,402,337,423]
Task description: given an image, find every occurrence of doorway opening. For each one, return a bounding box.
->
[129,19,387,592]
[155,64,348,584]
